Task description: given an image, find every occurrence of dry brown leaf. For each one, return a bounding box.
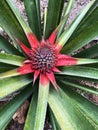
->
[13,100,29,124]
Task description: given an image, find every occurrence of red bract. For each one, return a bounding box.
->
[17,31,77,90]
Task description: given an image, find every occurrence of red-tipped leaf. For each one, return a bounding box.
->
[55,42,63,52]
[16,39,31,56]
[46,72,58,90]
[27,33,40,48]
[53,67,61,73]
[48,30,57,44]
[40,73,49,86]
[56,54,77,66]
[33,70,40,85]
[17,63,34,74]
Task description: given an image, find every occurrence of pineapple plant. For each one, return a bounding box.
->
[0,0,98,129]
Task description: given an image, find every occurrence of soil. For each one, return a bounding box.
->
[6,121,24,130]
[0,0,98,130]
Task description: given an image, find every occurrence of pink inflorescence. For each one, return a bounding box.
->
[30,44,57,73]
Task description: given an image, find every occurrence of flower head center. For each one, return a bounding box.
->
[31,44,56,73]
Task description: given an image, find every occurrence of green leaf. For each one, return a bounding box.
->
[58,66,98,80]
[67,3,98,43]
[82,0,98,19]
[60,80,98,96]
[1,118,12,130]
[77,57,98,65]
[43,8,47,36]
[0,63,14,69]
[44,0,64,39]
[0,67,15,74]
[49,107,61,130]
[24,87,38,130]
[62,21,98,54]
[57,74,98,84]
[6,0,34,37]
[57,0,95,48]
[84,63,98,69]
[0,53,25,66]
[0,75,32,99]
[63,0,75,18]
[34,81,49,130]
[24,0,41,40]
[0,86,33,129]
[0,35,23,56]
[48,14,70,39]
[49,88,75,130]
[0,69,21,79]
[49,87,95,130]
[0,1,28,47]
[74,43,98,58]
[57,0,75,38]
[64,57,98,69]
[58,81,98,129]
